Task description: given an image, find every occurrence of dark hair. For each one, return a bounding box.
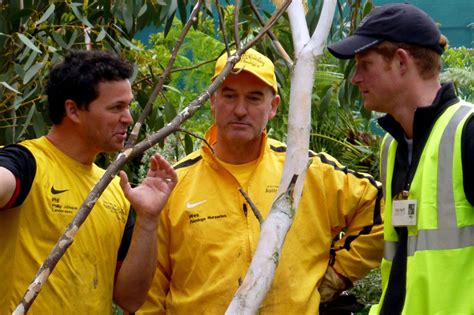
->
[373,38,447,80]
[46,50,133,124]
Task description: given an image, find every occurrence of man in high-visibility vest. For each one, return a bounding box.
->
[328,3,474,314]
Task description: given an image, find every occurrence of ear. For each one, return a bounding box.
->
[64,99,81,123]
[394,48,411,75]
[268,95,281,120]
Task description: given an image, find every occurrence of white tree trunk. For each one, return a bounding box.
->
[226,0,337,313]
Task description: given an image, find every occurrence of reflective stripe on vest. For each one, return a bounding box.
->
[382,102,474,261]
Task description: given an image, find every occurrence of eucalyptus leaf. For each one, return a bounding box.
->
[51,32,68,49]
[37,4,55,25]
[23,63,45,85]
[0,82,21,94]
[16,104,36,141]
[138,3,147,17]
[71,5,94,28]
[96,28,107,42]
[18,34,42,54]
[116,36,141,50]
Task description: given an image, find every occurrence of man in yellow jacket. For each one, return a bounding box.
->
[138,48,384,314]
[328,3,474,314]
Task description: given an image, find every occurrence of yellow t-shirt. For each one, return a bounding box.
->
[217,158,258,189]
[0,137,130,314]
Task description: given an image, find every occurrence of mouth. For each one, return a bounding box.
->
[229,121,250,127]
[114,131,128,141]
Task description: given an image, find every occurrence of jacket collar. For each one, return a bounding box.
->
[378,83,459,144]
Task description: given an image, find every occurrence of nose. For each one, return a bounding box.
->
[234,97,247,117]
[121,108,133,125]
[351,67,362,86]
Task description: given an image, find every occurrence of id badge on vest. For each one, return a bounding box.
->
[392,190,417,226]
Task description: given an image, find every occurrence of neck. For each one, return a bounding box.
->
[214,137,263,165]
[47,125,97,165]
[390,79,441,139]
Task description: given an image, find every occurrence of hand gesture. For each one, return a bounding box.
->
[119,154,177,229]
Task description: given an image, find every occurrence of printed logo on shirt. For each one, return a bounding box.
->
[51,197,76,215]
[265,185,278,193]
[51,186,69,195]
[103,201,127,223]
[189,212,227,224]
[186,200,207,209]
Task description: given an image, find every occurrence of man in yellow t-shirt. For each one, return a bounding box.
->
[0,50,177,314]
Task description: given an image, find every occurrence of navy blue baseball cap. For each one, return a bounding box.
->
[328,3,445,59]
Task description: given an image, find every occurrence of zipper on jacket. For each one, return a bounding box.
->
[243,203,248,217]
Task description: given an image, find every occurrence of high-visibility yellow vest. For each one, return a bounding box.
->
[371,101,474,314]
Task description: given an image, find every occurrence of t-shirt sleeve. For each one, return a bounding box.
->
[117,209,135,262]
[0,144,36,208]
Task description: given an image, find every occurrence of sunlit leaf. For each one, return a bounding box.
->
[70,4,93,28]
[18,34,42,54]
[37,4,55,25]
[0,82,21,94]
[96,28,107,41]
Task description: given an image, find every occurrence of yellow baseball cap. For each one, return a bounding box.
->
[212,48,278,94]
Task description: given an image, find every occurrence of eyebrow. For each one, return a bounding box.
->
[221,86,265,96]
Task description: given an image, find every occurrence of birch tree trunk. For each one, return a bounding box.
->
[226,0,337,313]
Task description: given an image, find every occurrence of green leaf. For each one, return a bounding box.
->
[32,105,47,137]
[0,81,21,94]
[184,134,194,155]
[37,4,55,25]
[123,1,134,33]
[96,28,107,42]
[16,104,36,141]
[116,35,141,50]
[319,85,333,117]
[23,63,44,85]
[52,32,68,49]
[18,34,42,54]
[24,51,39,71]
[70,4,93,28]
[138,3,147,17]
[67,29,79,49]
[163,101,177,122]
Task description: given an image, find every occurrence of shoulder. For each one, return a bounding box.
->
[0,142,36,177]
[174,150,203,171]
[310,151,380,187]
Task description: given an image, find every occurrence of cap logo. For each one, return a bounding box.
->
[240,53,266,68]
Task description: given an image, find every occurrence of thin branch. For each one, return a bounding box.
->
[216,0,231,53]
[177,127,213,152]
[233,0,241,50]
[249,0,293,67]
[238,188,264,224]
